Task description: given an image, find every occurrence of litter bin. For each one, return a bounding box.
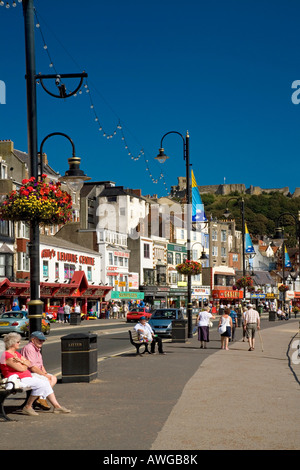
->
[269,311,276,321]
[61,333,98,383]
[69,312,81,325]
[172,319,188,343]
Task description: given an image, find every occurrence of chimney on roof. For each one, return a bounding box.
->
[0,140,14,154]
[130,189,142,197]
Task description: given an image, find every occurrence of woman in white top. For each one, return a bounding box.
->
[218,308,233,350]
[196,306,215,349]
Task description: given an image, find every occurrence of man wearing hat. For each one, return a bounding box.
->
[21,331,57,410]
[134,316,166,354]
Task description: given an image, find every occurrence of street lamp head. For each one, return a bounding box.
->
[59,155,91,192]
[223,208,231,219]
[273,227,284,240]
[155,148,169,164]
[199,250,208,260]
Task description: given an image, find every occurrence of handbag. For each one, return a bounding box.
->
[218,324,227,334]
[209,321,213,328]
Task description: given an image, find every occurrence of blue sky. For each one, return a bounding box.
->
[0,0,300,197]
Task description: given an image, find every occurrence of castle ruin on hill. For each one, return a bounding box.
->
[171,178,300,198]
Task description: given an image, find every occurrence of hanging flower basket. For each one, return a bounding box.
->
[176,260,202,276]
[278,284,289,292]
[235,276,253,289]
[0,175,73,226]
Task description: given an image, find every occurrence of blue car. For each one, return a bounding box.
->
[148,308,185,337]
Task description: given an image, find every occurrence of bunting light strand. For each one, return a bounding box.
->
[32,7,170,195]
[0,0,22,8]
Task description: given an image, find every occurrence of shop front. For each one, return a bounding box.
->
[294,292,300,308]
[192,286,211,307]
[168,286,187,308]
[139,285,169,309]
[212,289,243,304]
[0,272,112,317]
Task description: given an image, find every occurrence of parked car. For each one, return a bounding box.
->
[148,308,185,337]
[126,307,152,323]
[0,311,50,337]
[0,311,29,337]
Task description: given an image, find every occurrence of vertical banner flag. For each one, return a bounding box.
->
[284,245,292,268]
[245,223,255,254]
[191,170,207,222]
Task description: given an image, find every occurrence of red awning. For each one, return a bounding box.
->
[0,272,112,300]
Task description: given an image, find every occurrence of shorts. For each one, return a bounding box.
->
[246,323,257,338]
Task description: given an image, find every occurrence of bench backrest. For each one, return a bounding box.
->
[129,329,140,343]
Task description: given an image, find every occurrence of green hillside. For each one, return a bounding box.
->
[200,192,300,247]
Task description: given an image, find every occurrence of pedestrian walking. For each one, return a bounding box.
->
[105,305,110,319]
[229,307,238,342]
[63,303,71,323]
[112,303,118,319]
[244,304,260,351]
[57,304,64,323]
[218,308,233,350]
[196,306,215,349]
[242,306,248,342]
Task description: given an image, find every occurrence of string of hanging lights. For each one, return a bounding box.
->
[1,2,171,195]
[33,10,171,194]
[0,0,22,8]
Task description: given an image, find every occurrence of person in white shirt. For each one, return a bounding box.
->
[196,306,215,349]
[244,304,260,351]
[134,317,166,354]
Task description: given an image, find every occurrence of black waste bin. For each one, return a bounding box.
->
[69,312,81,325]
[269,311,276,321]
[172,319,188,343]
[61,333,98,383]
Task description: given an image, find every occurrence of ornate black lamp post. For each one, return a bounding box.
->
[155,131,193,338]
[22,0,88,334]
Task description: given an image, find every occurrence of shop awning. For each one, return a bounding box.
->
[0,272,112,300]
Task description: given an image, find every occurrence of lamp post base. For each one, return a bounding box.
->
[27,299,44,335]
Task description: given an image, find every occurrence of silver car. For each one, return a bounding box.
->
[0,311,29,336]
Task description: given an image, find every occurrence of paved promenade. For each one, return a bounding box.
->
[0,318,299,451]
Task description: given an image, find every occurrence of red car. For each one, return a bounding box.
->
[126,307,152,323]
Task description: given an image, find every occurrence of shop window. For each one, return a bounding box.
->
[64,264,75,280]
[55,263,59,280]
[43,260,49,278]
[167,252,173,264]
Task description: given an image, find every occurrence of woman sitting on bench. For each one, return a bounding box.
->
[0,332,70,417]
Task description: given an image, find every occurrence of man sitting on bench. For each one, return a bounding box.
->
[134,316,166,355]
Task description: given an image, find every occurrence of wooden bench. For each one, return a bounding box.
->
[129,330,151,355]
[0,377,29,422]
